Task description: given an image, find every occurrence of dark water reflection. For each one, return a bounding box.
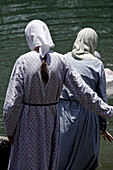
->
[0,0,113,169]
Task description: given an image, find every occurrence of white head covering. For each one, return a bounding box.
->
[72,28,98,60]
[25,20,55,57]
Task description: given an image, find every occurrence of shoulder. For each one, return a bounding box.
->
[64,52,72,58]
[48,51,72,69]
[48,51,64,58]
[20,51,37,59]
[94,58,104,69]
[48,51,66,62]
[64,52,76,63]
[16,51,38,62]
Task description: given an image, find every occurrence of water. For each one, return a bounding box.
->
[0,0,113,169]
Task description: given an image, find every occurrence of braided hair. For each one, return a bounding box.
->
[40,54,49,84]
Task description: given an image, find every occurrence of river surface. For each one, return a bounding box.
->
[0,0,113,169]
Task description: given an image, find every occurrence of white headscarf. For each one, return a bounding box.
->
[25,20,55,57]
[72,28,98,60]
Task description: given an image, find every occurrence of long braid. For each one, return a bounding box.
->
[40,54,49,84]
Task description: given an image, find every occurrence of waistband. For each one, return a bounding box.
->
[23,101,58,106]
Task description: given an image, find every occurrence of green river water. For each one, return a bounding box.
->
[0,0,113,169]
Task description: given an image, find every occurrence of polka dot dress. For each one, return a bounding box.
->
[3,51,65,170]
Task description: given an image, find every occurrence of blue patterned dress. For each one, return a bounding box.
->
[3,51,111,170]
[58,53,107,170]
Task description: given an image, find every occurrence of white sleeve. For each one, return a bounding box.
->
[3,57,24,136]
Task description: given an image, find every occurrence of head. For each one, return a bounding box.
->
[25,19,54,57]
[72,28,98,56]
[25,20,54,84]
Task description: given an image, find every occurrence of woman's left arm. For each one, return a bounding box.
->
[3,57,24,139]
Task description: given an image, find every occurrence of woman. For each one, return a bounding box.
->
[58,28,113,170]
[3,22,113,170]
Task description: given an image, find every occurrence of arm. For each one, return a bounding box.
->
[3,57,24,139]
[63,58,113,118]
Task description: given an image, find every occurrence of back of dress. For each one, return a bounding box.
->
[4,50,67,170]
[23,51,65,105]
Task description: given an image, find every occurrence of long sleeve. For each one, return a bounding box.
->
[63,58,113,119]
[97,63,107,131]
[3,57,24,136]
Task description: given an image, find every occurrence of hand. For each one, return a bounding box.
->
[100,130,113,142]
[8,135,14,144]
